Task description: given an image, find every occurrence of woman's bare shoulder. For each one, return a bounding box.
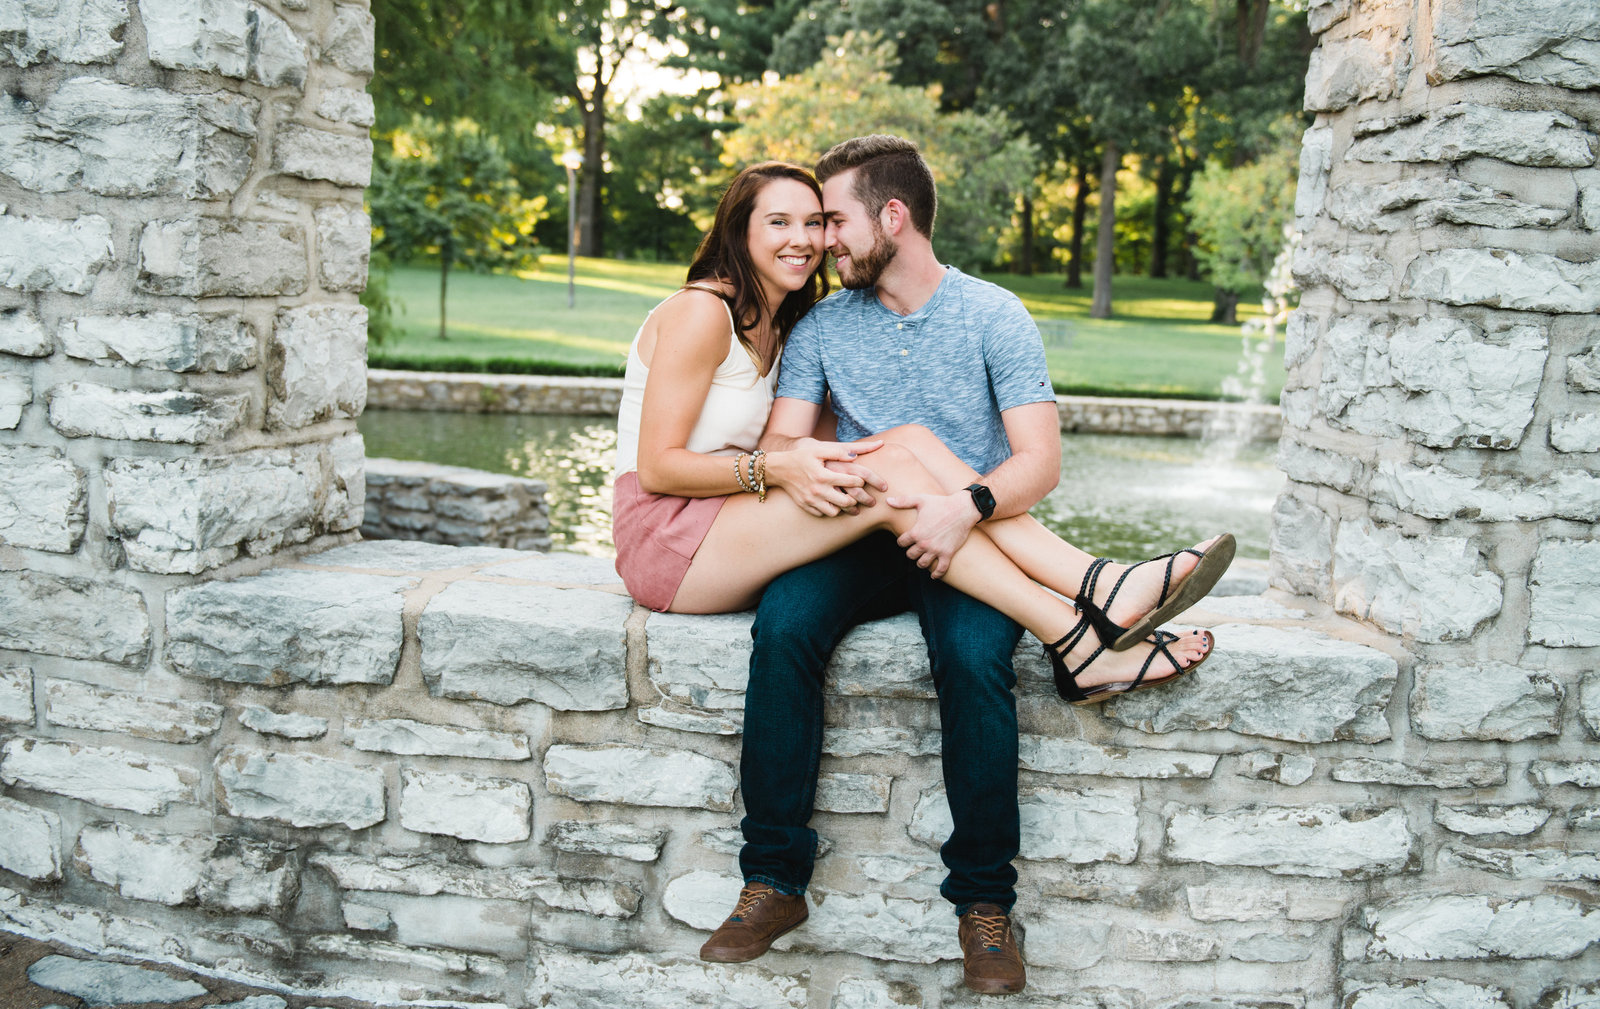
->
[641,286,735,367]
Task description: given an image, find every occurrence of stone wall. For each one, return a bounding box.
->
[363,456,551,551]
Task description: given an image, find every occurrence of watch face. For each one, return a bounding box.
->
[968,484,996,518]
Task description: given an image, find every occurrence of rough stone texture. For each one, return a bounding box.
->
[48,383,248,444]
[911,786,1139,864]
[1238,751,1315,786]
[1350,104,1597,168]
[1331,758,1505,789]
[142,0,308,86]
[1584,672,1600,739]
[1303,27,1405,111]
[137,218,307,298]
[0,795,62,880]
[1187,886,1289,922]
[310,852,639,918]
[0,213,113,293]
[545,821,666,862]
[1528,540,1600,646]
[26,955,207,1005]
[1164,805,1414,878]
[831,978,922,1009]
[166,569,406,686]
[1355,894,1600,960]
[1529,761,1600,788]
[1432,1,1600,89]
[237,705,328,740]
[1291,244,1392,301]
[1404,250,1600,314]
[0,665,33,725]
[73,821,213,905]
[314,203,370,292]
[544,744,738,812]
[57,312,255,372]
[0,308,52,356]
[0,370,28,428]
[0,0,127,66]
[271,123,372,187]
[1124,927,1221,962]
[814,772,892,814]
[0,444,86,552]
[1435,804,1552,837]
[1104,623,1397,742]
[1332,523,1502,642]
[363,457,550,552]
[214,747,385,830]
[1370,461,1600,523]
[1018,736,1218,779]
[44,679,224,744]
[1,737,199,814]
[316,86,375,127]
[398,769,532,843]
[420,581,630,710]
[1269,494,1333,595]
[1020,904,1111,969]
[1328,178,1569,232]
[1551,413,1600,453]
[1410,663,1562,741]
[1441,845,1600,882]
[1345,979,1511,1009]
[824,726,940,758]
[347,718,529,760]
[0,571,149,665]
[268,304,366,429]
[527,947,807,1009]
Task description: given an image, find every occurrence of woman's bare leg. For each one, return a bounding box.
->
[671,443,1209,688]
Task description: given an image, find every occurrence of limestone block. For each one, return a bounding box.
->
[0,0,126,65]
[237,705,328,740]
[25,956,207,1005]
[1584,672,1600,738]
[1268,493,1333,596]
[824,726,940,757]
[272,123,372,187]
[1350,104,1597,168]
[1294,123,1332,226]
[137,218,308,298]
[1237,752,1315,786]
[1372,461,1600,522]
[544,743,737,811]
[309,852,640,918]
[1187,886,1288,922]
[143,0,308,87]
[344,902,392,931]
[325,430,366,533]
[1530,761,1600,788]
[300,933,499,978]
[1435,804,1551,837]
[1290,244,1392,301]
[815,772,891,814]
[1405,249,1600,315]
[1280,387,1316,429]
[48,383,248,444]
[347,717,528,760]
[399,769,531,843]
[361,891,526,957]
[314,204,370,292]
[1529,540,1600,647]
[1346,979,1510,1009]
[831,978,923,1009]
[1164,805,1414,879]
[545,821,666,862]
[1355,893,1600,960]
[1542,987,1600,1009]
[166,569,406,686]
[267,304,366,428]
[1303,27,1405,111]
[1328,178,1568,232]
[1571,808,1600,831]
[1432,1,1600,90]
[528,947,807,1009]
[1123,927,1220,962]
[44,679,223,744]
[420,581,630,710]
[0,571,148,665]
[1277,440,1363,494]
[1332,758,1505,788]
[1020,904,1110,969]
[0,796,61,880]
[637,704,741,734]
[324,5,376,74]
[0,213,113,293]
[830,613,937,697]
[307,538,528,571]
[0,445,86,553]
[1333,522,1502,642]
[316,87,375,127]
[1018,736,1217,779]
[911,786,1139,864]
[1305,0,1349,34]
[1105,623,1397,743]
[0,666,32,725]
[194,836,300,915]
[59,312,256,372]
[0,308,51,356]
[1570,346,1600,393]
[646,611,755,709]
[1441,845,1600,882]
[0,737,199,814]
[214,746,386,829]
[73,822,210,905]
[1410,663,1561,741]
[1552,414,1600,453]
[0,371,28,428]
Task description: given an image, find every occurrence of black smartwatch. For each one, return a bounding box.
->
[965,483,996,521]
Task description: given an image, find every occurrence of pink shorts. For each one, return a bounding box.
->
[612,471,728,612]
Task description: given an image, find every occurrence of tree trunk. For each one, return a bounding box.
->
[1018,193,1034,275]
[1150,157,1173,279]
[1210,288,1239,325]
[437,251,452,340]
[1174,160,1199,280]
[577,88,607,258]
[1066,159,1089,289]
[1090,143,1119,319]
[1237,0,1269,67]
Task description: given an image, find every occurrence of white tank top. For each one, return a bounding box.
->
[614,287,778,478]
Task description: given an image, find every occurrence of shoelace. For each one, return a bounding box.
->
[969,912,1010,953]
[729,885,772,922]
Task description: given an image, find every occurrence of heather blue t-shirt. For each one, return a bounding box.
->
[775,266,1054,475]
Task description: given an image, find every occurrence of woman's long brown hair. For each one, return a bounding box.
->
[685,162,830,368]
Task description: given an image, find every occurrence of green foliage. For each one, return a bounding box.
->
[361,250,399,347]
[723,33,1036,272]
[1184,124,1299,295]
[604,94,728,261]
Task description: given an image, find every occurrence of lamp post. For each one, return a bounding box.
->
[561,150,583,309]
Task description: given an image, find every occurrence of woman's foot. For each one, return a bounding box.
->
[1077,534,1236,652]
[1045,622,1213,705]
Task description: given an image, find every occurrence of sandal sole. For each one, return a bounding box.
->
[1069,631,1214,706]
[1108,533,1236,652]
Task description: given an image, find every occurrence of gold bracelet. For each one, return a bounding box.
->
[734,453,753,493]
[752,449,767,503]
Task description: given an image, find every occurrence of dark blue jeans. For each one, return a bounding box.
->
[738,532,1023,914]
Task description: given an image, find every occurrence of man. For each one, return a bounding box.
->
[698,135,1061,995]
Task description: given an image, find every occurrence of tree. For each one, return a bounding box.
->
[606,94,727,260]
[1184,124,1298,324]
[369,117,547,339]
[723,33,1036,272]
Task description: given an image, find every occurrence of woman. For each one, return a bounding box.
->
[613,162,1231,704]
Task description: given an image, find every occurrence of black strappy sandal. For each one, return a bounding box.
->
[1044,621,1214,706]
[1075,534,1237,652]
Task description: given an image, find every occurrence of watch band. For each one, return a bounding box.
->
[965,483,996,521]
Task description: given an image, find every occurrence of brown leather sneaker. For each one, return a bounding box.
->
[959,902,1026,994]
[699,882,809,963]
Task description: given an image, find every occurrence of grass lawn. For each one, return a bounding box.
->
[373,258,1284,401]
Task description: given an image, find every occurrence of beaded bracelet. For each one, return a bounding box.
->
[733,452,753,493]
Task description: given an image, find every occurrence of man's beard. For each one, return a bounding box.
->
[834,224,897,290]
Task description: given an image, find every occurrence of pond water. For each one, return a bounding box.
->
[358,410,1284,561]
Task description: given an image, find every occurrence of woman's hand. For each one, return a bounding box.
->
[765,438,885,517]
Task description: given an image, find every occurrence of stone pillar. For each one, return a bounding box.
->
[0,0,373,597]
[1279,0,1600,664]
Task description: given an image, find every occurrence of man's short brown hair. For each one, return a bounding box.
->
[815,134,937,239]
